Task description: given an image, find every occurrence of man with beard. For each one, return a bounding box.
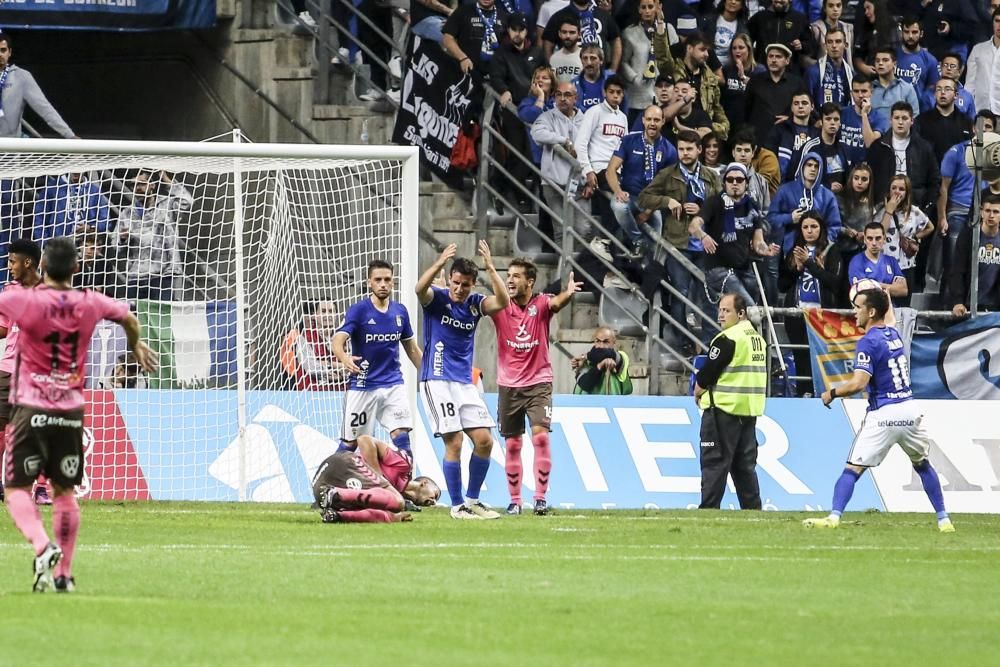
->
[571,44,617,109]
[542,0,621,71]
[895,16,939,110]
[549,17,583,83]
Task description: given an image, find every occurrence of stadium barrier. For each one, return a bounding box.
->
[79,393,1000,513]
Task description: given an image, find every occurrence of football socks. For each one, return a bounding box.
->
[504,436,523,504]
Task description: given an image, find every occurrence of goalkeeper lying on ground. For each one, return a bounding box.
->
[312,435,440,523]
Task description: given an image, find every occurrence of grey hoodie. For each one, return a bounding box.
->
[0,65,75,138]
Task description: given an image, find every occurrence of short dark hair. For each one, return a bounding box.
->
[508,257,537,282]
[890,101,913,117]
[819,102,842,118]
[860,287,890,319]
[676,129,702,146]
[558,16,581,30]
[603,74,625,92]
[685,32,710,50]
[941,52,963,66]
[864,221,885,234]
[729,126,758,150]
[0,32,11,48]
[791,90,813,103]
[368,258,393,276]
[42,237,78,281]
[722,292,747,316]
[900,14,921,29]
[852,73,872,87]
[976,109,996,125]
[8,238,41,266]
[983,193,1000,208]
[825,27,846,41]
[450,257,479,279]
[874,46,896,61]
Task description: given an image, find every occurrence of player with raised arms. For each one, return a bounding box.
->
[0,239,42,504]
[332,259,422,457]
[416,241,509,519]
[0,237,158,592]
[312,434,441,523]
[803,286,955,532]
[492,259,581,515]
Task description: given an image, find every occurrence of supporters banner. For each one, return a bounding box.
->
[0,0,216,30]
[804,308,864,394]
[391,35,472,186]
[136,299,238,388]
[910,313,1000,400]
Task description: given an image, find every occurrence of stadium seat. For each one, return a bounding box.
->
[513,214,557,263]
[598,287,647,337]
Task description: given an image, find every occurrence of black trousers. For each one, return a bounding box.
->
[699,407,761,510]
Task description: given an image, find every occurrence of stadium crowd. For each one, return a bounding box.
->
[422,0,1000,369]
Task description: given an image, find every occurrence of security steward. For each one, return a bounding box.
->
[693,292,768,509]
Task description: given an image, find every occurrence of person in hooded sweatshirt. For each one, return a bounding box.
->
[764,151,842,301]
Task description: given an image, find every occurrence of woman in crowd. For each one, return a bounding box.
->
[852,0,899,76]
[517,65,557,167]
[701,132,725,175]
[873,174,934,304]
[621,0,662,126]
[701,0,749,68]
[720,33,762,132]
[778,210,844,395]
[836,162,874,266]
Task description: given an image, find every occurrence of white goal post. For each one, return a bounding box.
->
[0,135,419,502]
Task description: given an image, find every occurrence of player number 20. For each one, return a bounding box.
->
[349,412,368,428]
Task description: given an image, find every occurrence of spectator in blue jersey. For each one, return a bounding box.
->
[895,16,939,111]
[415,241,510,520]
[332,259,423,457]
[787,103,851,191]
[606,105,677,258]
[870,47,921,119]
[847,222,908,302]
[767,152,842,301]
[805,27,854,108]
[805,287,955,533]
[927,53,977,122]
[873,174,933,303]
[792,0,823,22]
[915,78,973,163]
[947,193,1000,316]
[839,74,888,167]
[31,173,111,243]
[936,112,995,295]
[572,45,618,111]
[767,90,820,179]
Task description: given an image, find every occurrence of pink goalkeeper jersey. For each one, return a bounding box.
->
[0,285,130,411]
[0,283,22,374]
[491,293,554,388]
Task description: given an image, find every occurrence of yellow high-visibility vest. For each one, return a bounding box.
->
[699,319,767,416]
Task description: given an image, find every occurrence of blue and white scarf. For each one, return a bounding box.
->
[478,5,499,57]
[720,192,751,243]
[679,161,706,203]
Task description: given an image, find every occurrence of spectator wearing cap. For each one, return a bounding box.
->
[491,13,544,109]
[652,15,730,139]
[630,73,674,132]
[541,0,621,71]
[620,0,662,126]
[689,162,777,316]
[748,0,815,72]
[745,43,805,148]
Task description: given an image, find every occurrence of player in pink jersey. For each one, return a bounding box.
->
[491,258,581,515]
[0,238,157,593]
[312,435,440,523]
[0,239,42,504]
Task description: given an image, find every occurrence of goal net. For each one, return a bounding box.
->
[0,137,419,503]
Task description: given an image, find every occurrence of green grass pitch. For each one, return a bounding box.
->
[1,503,997,665]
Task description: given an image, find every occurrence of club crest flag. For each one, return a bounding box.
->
[804,308,864,394]
[910,312,1000,400]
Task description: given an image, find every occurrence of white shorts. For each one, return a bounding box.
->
[421,380,495,436]
[847,400,930,468]
[340,385,413,441]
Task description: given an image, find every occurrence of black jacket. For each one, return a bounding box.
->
[748,7,815,71]
[914,107,973,164]
[489,42,546,102]
[778,243,845,309]
[866,133,941,216]
[945,224,1000,310]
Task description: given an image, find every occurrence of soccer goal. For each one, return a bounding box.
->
[0,134,419,503]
